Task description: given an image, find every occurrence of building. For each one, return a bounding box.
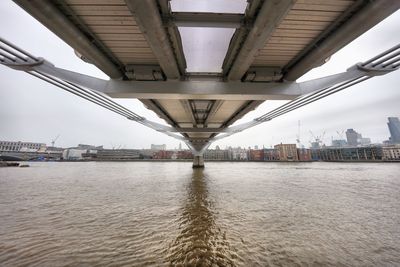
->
[310,141,321,149]
[0,140,46,152]
[382,145,400,161]
[263,148,279,161]
[152,150,174,159]
[140,149,155,159]
[46,146,64,152]
[63,144,102,160]
[204,149,231,160]
[229,147,248,160]
[346,129,360,146]
[331,139,347,147]
[359,137,371,146]
[77,144,103,150]
[151,144,166,151]
[95,149,141,160]
[274,144,299,161]
[176,150,193,159]
[63,148,87,160]
[387,117,400,144]
[297,148,312,161]
[345,129,371,146]
[248,149,264,161]
[311,146,382,161]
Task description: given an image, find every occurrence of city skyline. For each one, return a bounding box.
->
[2,137,398,163]
[0,1,400,150]
[0,119,395,150]
[1,116,398,151]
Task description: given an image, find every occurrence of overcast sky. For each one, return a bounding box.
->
[0,1,399,150]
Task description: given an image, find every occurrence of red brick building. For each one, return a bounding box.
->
[248,149,264,161]
[153,150,174,159]
[297,148,312,161]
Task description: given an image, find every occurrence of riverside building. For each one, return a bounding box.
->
[204,149,231,160]
[346,129,361,146]
[311,146,383,161]
[95,149,141,160]
[151,144,166,151]
[248,149,264,161]
[263,148,279,161]
[382,145,400,161]
[274,144,299,161]
[0,140,46,152]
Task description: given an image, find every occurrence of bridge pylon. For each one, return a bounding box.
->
[192,155,205,168]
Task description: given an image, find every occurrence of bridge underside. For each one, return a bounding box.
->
[4,0,400,166]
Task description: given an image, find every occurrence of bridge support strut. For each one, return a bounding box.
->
[192,155,205,168]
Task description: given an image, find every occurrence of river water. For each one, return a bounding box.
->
[0,162,399,266]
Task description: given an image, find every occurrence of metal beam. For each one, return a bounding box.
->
[30,61,370,101]
[204,100,223,126]
[284,0,400,81]
[222,0,262,77]
[132,1,186,129]
[170,12,244,28]
[177,128,224,133]
[125,0,182,79]
[225,0,296,80]
[179,100,197,127]
[13,0,123,79]
[221,100,263,127]
[157,0,187,75]
[141,99,179,128]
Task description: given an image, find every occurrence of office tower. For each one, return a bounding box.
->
[346,129,359,146]
[388,117,400,143]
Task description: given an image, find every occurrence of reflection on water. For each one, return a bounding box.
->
[168,169,239,265]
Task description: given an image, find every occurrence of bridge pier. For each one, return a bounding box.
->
[192,155,204,168]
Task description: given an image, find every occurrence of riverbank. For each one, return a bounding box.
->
[0,161,19,167]
[4,159,400,164]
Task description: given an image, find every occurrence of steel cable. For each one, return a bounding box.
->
[258,76,369,121]
[29,71,136,119]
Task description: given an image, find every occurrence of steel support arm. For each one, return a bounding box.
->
[9,57,376,101]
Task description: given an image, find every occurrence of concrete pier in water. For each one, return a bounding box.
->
[192,155,204,168]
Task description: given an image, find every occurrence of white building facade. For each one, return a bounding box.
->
[382,146,400,161]
[0,140,46,152]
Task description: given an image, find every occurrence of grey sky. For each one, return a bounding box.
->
[0,1,399,150]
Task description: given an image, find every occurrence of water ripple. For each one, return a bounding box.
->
[0,162,399,266]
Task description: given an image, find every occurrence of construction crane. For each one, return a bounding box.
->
[110,142,122,150]
[336,130,345,140]
[331,130,347,147]
[51,134,60,147]
[320,131,326,145]
[309,130,325,148]
[296,120,304,148]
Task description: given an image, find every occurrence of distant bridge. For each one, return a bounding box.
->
[1,0,400,167]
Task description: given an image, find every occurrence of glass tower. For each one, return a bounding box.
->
[388,117,400,144]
